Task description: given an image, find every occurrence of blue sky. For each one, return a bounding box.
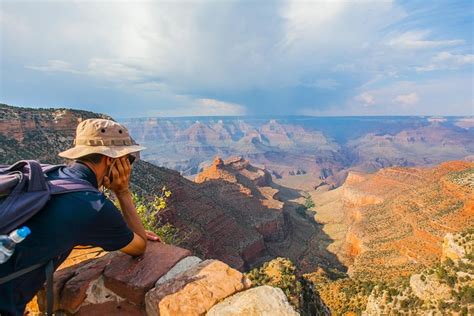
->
[1,0,472,117]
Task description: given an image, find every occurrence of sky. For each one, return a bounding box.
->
[0,0,473,118]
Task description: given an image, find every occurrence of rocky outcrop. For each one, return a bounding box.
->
[207,285,298,316]
[121,115,346,178]
[442,233,467,261]
[409,273,451,301]
[34,242,297,316]
[362,229,474,315]
[0,104,110,163]
[195,156,287,244]
[311,161,474,280]
[0,105,293,271]
[145,260,251,316]
[348,124,474,172]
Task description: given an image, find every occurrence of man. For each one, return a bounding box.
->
[0,119,159,315]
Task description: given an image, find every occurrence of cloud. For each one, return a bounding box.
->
[415,51,474,72]
[196,98,246,116]
[146,97,246,117]
[26,60,79,74]
[387,31,465,50]
[355,92,375,107]
[393,92,419,105]
[1,1,473,117]
[344,75,473,116]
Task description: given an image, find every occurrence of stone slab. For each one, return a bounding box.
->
[207,285,299,316]
[103,242,191,304]
[145,259,251,316]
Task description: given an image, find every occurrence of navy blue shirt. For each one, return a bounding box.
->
[0,162,134,315]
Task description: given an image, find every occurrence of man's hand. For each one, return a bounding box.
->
[103,157,131,196]
[145,230,162,242]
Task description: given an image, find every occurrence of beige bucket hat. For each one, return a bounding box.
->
[58,119,145,159]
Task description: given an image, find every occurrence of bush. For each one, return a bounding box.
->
[110,186,182,245]
[304,196,315,209]
[132,187,183,245]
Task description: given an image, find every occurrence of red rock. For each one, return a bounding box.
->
[103,242,191,304]
[37,262,77,312]
[75,300,145,316]
[60,256,111,313]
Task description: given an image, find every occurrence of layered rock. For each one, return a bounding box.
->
[34,242,298,316]
[310,161,474,280]
[121,115,346,178]
[0,105,294,271]
[363,229,473,315]
[195,156,287,244]
[0,104,110,163]
[348,124,474,172]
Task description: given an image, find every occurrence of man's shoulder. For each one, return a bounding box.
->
[49,190,111,213]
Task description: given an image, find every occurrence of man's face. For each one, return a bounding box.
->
[104,154,135,184]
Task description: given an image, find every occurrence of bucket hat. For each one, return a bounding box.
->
[58,119,145,159]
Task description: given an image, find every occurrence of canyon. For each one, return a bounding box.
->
[122,115,474,182]
[1,103,473,315]
[309,161,474,280]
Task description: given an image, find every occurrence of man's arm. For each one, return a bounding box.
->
[116,190,147,256]
[104,157,147,256]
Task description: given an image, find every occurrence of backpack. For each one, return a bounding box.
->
[0,160,100,234]
[0,160,100,315]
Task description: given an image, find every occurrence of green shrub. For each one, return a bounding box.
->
[304,196,315,209]
[111,186,182,245]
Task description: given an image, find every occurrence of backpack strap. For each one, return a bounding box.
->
[45,260,54,316]
[48,178,100,194]
[41,164,65,174]
[0,260,55,315]
[4,160,48,192]
[0,261,47,284]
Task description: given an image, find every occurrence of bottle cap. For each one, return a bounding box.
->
[17,226,31,238]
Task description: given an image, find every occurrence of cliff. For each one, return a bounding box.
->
[122,116,347,179]
[363,229,473,315]
[193,155,346,274]
[310,161,474,280]
[0,104,318,272]
[195,156,286,241]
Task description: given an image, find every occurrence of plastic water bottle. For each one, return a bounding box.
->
[0,226,31,264]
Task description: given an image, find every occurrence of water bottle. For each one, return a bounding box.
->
[0,226,31,264]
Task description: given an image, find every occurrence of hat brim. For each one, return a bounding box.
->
[58,145,146,160]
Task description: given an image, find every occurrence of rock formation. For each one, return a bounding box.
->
[32,242,298,316]
[363,229,473,315]
[310,161,474,280]
[0,105,324,272]
[121,114,474,178]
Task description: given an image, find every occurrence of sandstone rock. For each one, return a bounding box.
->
[60,256,110,312]
[145,259,251,316]
[409,273,451,301]
[103,242,191,304]
[75,300,144,316]
[363,289,387,316]
[206,285,299,316]
[37,264,77,312]
[442,233,466,261]
[37,256,110,313]
[155,256,202,286]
